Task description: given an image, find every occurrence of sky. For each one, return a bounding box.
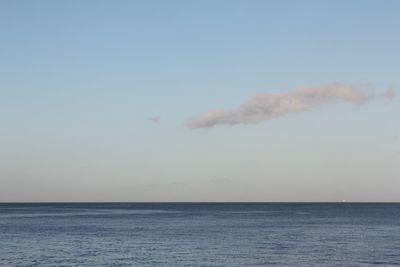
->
[1,0,399,202]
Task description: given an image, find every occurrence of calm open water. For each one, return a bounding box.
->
[1,203,400,266]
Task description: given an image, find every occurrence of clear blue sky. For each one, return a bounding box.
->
[1,0,399,201]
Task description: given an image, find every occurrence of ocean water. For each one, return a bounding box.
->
[1,203,400,266]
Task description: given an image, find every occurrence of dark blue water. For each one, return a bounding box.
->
[1,203,400,266]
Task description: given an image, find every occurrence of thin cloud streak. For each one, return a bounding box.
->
[188,82,395,128]
[148,116,161,124]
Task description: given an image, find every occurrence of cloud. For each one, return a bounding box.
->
[384,89,396,99]
[187,82,395,128]
[148,116,161,124]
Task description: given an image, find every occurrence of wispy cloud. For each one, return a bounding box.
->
[187,82,395,128]
[148,116,161,124]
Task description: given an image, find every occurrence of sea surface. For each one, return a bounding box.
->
[1,203,400,266]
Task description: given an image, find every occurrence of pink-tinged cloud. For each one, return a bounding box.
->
[187,82,395,128]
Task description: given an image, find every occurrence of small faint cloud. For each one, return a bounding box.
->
[209,178,233,185]
[148,116,160,124]
[393,136,399,142]
[384,88,396,99]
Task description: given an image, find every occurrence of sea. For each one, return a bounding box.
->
[1,203,400,266]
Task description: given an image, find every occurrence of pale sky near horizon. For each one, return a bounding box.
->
[1,0,399,202]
